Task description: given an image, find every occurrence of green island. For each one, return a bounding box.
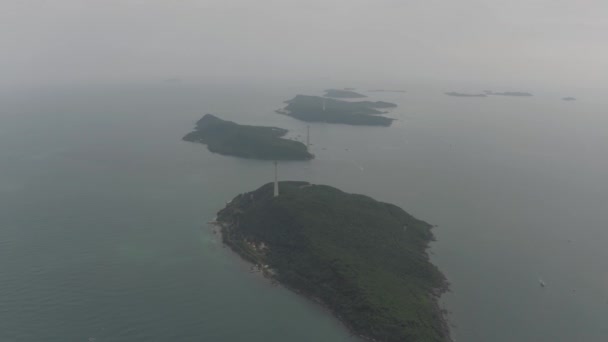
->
[278,95,396,126]
[182,114,313,160]
[324,89,367,98]
[217,181,450,342]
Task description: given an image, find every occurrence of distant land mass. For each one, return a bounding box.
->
[182,114,313,160]
[562,97,577,101]
[368,89,407,93]
[278,95,395,126]
[485,91,533,97]
[217,182,450,342]
[445,92,487,97]
[357,100,398,109]
[324,89,367,98]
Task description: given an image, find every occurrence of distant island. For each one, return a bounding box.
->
[368,89,407,93]
[217,182,450,342]
[356,100,398,109]
[562,97,576,101]
[324,89,367,98]
[445,92,487,97]
[485,91,533,97]
[182,114,313,160]
[278,95,395,126]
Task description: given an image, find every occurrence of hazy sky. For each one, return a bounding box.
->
[1,0,606,89]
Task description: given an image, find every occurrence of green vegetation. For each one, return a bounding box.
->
[183,114,313,160]
[281,95,395,126]
[218,182,450,342]
[324,89,367,98]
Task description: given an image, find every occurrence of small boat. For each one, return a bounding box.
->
[539,278,546,288]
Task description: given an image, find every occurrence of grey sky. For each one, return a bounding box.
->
[1,0,606,88]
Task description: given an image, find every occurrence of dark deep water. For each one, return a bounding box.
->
[1,84,607,341]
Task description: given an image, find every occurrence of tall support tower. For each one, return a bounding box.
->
[306,125,310,149]
[273,161,279,197]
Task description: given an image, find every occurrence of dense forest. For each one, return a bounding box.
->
[183,114,313,160]
[218,182,450,342]
[281,95,395,126]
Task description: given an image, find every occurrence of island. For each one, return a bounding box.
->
[357,100,398,109]
[324,89,367,98]
[485,91,533,97]
[182,114,313,160]
[368,89,407,93]
[562,97,576,101]
[278,95,395,126]
[445,92,487,97]
[217,181,450,342]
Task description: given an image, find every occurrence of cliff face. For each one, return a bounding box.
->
[218,182,450,342]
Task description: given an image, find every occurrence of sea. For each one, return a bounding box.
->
[0,82,607,342]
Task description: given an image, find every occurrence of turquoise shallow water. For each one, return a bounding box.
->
[1,84,607,341]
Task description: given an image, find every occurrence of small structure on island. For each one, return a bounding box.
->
[273,161,279,197]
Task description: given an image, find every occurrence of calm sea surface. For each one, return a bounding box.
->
[1,84,606,341]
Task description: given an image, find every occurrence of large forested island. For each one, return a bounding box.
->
[183,114,313,160]
[324,89,367,98]
[278,95,395,126]
[217,182,450,342]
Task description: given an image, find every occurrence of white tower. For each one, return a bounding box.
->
[306,125,310,149]
[273,161,279,197]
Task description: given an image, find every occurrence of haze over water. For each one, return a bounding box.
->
[1,83,607,342]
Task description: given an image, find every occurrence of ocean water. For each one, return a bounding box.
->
[0,83,606,342]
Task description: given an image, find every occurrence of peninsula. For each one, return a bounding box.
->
[182,114,313,160]
[445,92,487,97]
[217,181,450,342]
[279,95,395,126]
[324,89,367,98]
